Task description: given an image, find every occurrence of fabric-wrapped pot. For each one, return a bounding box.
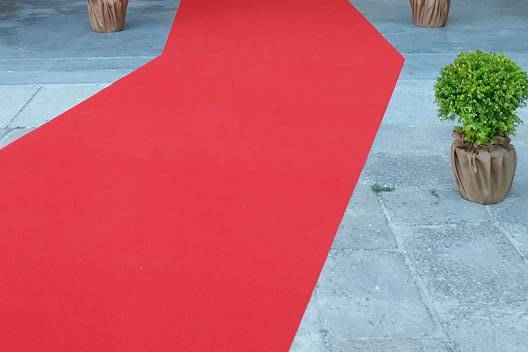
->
[451,131,517,205]
[410,0,451,28]
[88,0,129,33]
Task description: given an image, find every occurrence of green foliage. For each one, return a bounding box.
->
[371,184,394,194]
[434,51,528,145]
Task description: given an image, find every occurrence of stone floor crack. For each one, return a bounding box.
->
[486,206,528,266]
[376,193,453,343]
[7,86,42,127]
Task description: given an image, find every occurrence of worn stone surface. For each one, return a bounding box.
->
[314,250,438,339]
[488,194,528,259]
[443,303,528,352]
[0,0,178,85]
[326,338,454,352]
[395,223,528,313]
[370,122,453,156]
[382,80,442,125]
[8,84,108,128]
[352,0,528,54]
[333,184,397,250]
[363,153,453,190]
[0,85,39,128]
[381,189,490,226]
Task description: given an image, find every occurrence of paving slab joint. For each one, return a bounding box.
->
[375,193,453,341]
[329,247,401,253]
[485,206,528,266]
[7,86,42,127]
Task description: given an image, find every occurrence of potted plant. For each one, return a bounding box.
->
[87,0,129,33]
[434,51,528,204]
[410,0,451,28]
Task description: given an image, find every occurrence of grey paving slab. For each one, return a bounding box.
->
[400,53,528,80]
[350,0,528,54]
[0,0,177,60]
[508,143,528,196]
[0,57,151,85]
[363,153,453,190]
[382,80,441,126]
[489,195,528,259]
[371,123,453,156]
[443,303,528,352]
[0,69,133,86]
[333,184,397,250]
[395,222,528,313]
[0,0,178,84]
[381,189,490,226]
[0,85,39,128]
[486,144,528,258]
[8,84,108,128]
[319,338,454,352]
[314,250,438,340]
[0,128,34,149]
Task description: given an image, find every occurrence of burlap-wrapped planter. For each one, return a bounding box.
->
[88,0,129,33]
[451,131,517,205]
[410,0,450,28]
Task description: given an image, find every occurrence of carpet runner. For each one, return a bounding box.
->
[0,0,403,350]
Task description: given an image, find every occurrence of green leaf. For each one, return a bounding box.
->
[434,51,528,145]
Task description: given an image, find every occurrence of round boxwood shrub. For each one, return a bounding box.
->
[434,51,528,145]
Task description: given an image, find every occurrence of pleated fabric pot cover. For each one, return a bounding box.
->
[451,131,517,205]
[88,0,129,33]
[410,0,450,27]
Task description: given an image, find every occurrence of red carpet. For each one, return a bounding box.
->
[0,1,402,350]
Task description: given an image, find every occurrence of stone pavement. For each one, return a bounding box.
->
[0,0,177,84]
[1,1,528,351]
[292,1,528,351]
